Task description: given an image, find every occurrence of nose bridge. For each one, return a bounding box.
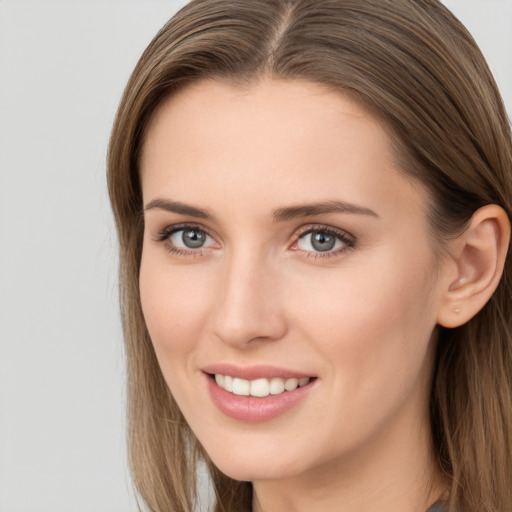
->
[211,244,286,347]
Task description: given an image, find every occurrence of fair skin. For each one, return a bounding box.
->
[138,79,509,512]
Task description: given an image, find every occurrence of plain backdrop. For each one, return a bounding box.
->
[0,1,511,511]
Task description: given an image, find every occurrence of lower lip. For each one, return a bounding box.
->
[205,374,315,423]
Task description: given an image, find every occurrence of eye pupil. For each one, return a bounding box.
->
[311,232,335,252]
[182,229,206,248]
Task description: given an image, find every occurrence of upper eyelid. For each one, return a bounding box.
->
[158,223,214,237]
[294,223,355,241]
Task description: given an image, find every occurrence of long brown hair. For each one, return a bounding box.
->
[107,1,512,511]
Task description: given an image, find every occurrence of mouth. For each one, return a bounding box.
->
[203,367,317,422]
[210,373,313,397]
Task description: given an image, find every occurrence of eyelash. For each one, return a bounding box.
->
[153,223,356,260]
[153,223,211,257]
[294,225,356,260]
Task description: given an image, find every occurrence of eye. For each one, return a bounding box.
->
[170,227,212,249]
[296,227,355,255]
[154,224,217,254]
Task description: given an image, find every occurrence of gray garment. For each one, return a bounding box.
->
[427,504,443,512]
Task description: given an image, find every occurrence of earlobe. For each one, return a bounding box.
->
[437,204,511,328]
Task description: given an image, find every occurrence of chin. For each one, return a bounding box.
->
[215,463,291,483]
[205,446,307,483]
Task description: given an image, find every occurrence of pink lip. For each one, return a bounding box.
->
[202,363,313,380]
[202,371,316,423]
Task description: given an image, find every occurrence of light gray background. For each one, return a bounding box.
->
[0,2,510,511]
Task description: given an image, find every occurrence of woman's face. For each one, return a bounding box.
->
[139,79,450,483]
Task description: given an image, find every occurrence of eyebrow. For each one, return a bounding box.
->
[272,200,379,222]
[145,199,215,220]
[144,198,379,222]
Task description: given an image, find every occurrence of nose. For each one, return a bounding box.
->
[210,248,288,348]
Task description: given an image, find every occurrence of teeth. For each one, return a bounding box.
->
[298,377,309,387]
[250,378,270,397]
[214,375,311,397]
[232,377,250,396]
[224,375,233,392]
[269,377,285,395]
[284,377,298,391]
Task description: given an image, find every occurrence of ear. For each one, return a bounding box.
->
[437,204,511,328]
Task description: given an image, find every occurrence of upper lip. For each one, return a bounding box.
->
[202,363,314,380]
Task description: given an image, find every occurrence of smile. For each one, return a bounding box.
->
[203,367,317,422]
[214,374,311,397]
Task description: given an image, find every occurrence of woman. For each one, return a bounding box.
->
[107,1,512,511]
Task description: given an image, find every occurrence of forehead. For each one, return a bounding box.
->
[142,78,387,161]
[140,78,429,223]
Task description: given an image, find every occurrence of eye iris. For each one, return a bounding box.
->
[311,232,335,252]
[182,229,206,248]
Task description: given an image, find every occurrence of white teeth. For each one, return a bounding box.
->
[298,377,309,387]
[284,378,299,391]
[250,378,270,397]
[224,375,233,392]
[232,377,250,396]
[214,375,311,396]
[269,377,285,395]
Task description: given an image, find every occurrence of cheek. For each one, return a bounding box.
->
[288,249,439,393]
[138,252,214,369]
